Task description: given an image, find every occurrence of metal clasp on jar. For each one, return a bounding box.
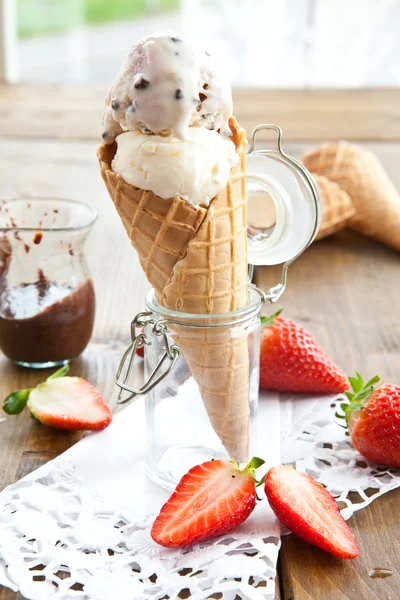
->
[115,311,180,404]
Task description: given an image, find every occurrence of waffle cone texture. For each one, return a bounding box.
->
[312,174,355,240]
[304,142,400,251]
[97,118,251,461]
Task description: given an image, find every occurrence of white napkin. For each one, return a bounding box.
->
[0,391,283,600]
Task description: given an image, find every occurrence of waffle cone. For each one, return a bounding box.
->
[304,142,400,251]
[98,118,251,462]
[312,174,355,240]
[160,119,249,461]
[97,142,207,298]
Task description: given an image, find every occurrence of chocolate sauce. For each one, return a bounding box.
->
[0,278,95,364]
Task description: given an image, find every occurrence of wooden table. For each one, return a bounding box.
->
[0,86,400,600]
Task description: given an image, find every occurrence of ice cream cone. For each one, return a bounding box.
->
[312,174,355,240]
[98,118,251,462]
[159,118,249,461]
[304,142,400,251]
[97,141,207,298]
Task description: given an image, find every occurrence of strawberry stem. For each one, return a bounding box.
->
[260,308,283,328]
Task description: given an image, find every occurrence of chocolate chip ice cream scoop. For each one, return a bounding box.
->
[102,32,233,142]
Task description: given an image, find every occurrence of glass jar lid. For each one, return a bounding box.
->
[246,125,321,267]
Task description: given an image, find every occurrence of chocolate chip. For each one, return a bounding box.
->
[171,36,181,42]
[134,77,150,90]
[138,122,153,134]
[203,83,209,90]
[111,99,120,110]
[102,131,109,140]
[175,89,183,100]
[199,92,207,103]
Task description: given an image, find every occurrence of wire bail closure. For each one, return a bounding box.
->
[115,311,181,404]
[247,124,320,303]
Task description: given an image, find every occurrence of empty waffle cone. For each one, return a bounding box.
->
[312,174,355,240]
[304,142,400,251]
[98,118,251,462]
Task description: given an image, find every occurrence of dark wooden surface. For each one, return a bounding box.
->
[0,85,400,599]
[256,233,400,600]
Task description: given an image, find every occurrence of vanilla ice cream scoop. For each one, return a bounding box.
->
[102,32,233,142]
[111,128,238,206]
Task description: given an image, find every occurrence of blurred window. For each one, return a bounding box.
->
[1,0,400,87]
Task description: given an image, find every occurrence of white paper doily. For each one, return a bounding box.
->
[281,395,400,519]
[0,461,279,600]
[1,393,400,600]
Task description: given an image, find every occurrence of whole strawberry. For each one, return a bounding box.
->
[338,372,400,468]
[259,310,349,394]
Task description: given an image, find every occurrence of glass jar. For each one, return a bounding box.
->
[116,286,262,490]
[0,197,97,368]
[115,123,321,489]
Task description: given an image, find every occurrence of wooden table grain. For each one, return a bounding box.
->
[0,85,399,600]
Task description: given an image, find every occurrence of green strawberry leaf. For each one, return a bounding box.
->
[260,308,283,328]
[245,456,265,471]
[3,388,32,414]
[348,376,362,393]
[46,364,70,381]
[364,375,381,389]
[337,372,381,429]
[256,473,266,487]
[242,456,266,488]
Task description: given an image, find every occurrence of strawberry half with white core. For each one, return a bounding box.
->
[151,457,265,548]
[265,465,359,559]
[337,372,400,468]
[3,365,112,431]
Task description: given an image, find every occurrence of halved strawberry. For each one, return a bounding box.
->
[265,465,359,559]
[3,365,112,431]
[151,457,264,548]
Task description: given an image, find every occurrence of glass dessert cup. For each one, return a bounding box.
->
[0,198,97,369]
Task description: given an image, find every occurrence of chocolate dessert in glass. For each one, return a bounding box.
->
[0,198,97,368]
